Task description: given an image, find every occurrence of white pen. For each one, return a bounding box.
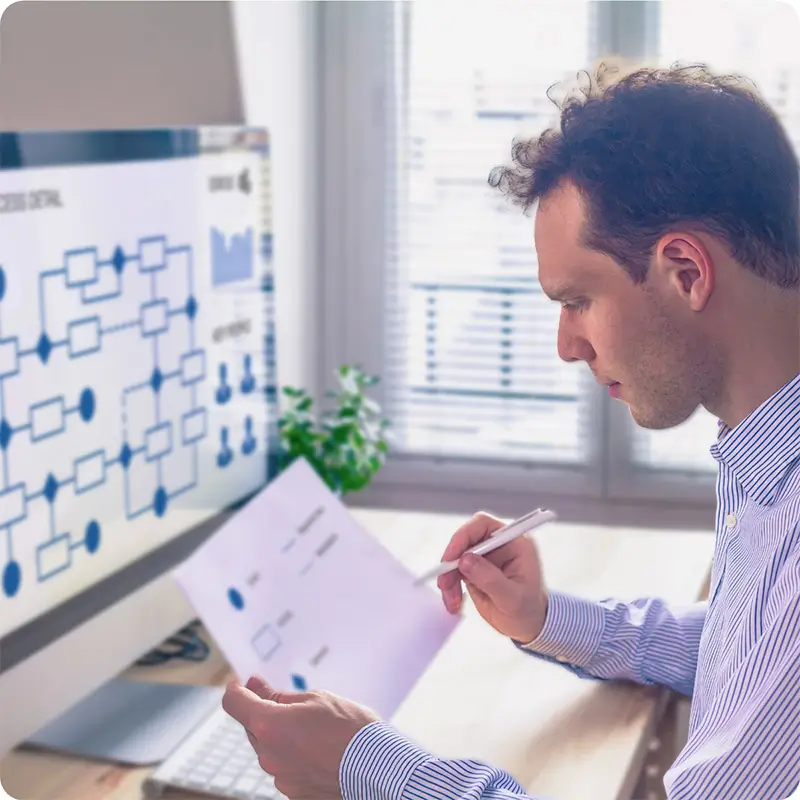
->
[413,508,558,586]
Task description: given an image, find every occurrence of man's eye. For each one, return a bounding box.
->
[561,300,587,312]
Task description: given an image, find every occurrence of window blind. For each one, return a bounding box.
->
[632,0,800,475]
[385,0,593,464]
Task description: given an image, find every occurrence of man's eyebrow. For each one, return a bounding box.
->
[539,283,583,301]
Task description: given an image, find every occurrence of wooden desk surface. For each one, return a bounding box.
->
[1,508,714,800]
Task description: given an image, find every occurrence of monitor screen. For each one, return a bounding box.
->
[0,126,278,668]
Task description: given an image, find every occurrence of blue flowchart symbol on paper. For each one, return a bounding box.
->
[228,588,245,610]
[291,674,308,691]
[252,623,281,662]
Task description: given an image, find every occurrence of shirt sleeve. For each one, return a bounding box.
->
[340,567,800,800]
[514,590,707,697]
[337,596,706,800]
[340,721,538,800]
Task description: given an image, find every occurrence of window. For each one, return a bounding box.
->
[632,408,720,475]
[386,0,593,466]
[320,1,796,509]
[319,0,604,500]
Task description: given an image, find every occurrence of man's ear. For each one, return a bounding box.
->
[654,232,715,311]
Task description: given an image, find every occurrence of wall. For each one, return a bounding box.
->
[0,1,244,127]
[0,0,319,394]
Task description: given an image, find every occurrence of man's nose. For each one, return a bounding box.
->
[557,319,595,364]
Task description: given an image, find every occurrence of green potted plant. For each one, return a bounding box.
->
[277,365,391,496]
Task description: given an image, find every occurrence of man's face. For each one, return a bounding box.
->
[534,181,720,430]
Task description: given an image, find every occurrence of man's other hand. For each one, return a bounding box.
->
[437,511,549,644]
[222,675,380,800]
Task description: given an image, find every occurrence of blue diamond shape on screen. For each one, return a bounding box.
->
[43,473,58,503]
[0,420,12,451]
[36,333,52,364]
[119,443,132,470]
[112,246,126,275]
[151,368,163,394]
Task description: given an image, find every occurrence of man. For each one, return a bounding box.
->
[222,63,800,799]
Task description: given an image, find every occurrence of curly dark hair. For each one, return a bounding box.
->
[488,63,800,289]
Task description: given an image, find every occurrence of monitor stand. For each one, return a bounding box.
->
[23,677,224,765]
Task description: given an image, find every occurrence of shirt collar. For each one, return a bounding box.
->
[711,372,800,505]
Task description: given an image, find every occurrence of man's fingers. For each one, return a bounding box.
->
[438,570,461,592]
[222,680,270,731]
[437,512,505,612]
[437,570,463,612]
[459,552,511,604]
[440,512,504,562]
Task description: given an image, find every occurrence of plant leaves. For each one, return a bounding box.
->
[276,364,390,496]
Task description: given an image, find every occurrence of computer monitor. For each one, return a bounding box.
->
[0,125,278,758]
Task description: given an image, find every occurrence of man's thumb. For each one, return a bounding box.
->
[245,674,302,705]
[246,675,278,700]
[246,674,312,704]
[458,553,508,598]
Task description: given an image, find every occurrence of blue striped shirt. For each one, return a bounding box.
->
[340,372,800,799]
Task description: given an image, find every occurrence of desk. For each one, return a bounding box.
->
[1,508,714,800]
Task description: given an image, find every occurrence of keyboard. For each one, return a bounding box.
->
[143,704,287,799]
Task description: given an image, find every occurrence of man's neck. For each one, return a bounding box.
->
[711,303,800,429]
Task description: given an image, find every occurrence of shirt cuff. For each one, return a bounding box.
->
[516,590,606,667]
[340,720,433,800]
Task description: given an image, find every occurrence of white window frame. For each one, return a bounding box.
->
[317,1,718,513]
